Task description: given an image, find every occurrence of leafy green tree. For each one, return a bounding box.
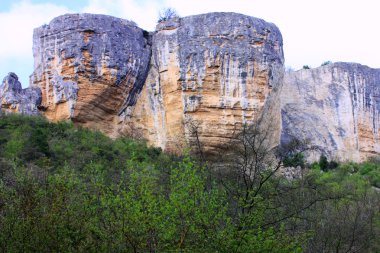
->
[283,152,306,168]
[0,114,379,252]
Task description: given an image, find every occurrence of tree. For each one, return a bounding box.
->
[0,114,379,252]
[204,119,311,251]
[157,8,179,22]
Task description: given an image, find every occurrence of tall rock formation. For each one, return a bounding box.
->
[120,13,284,154]
[31,13,151,136]
[0,73,41,115]
[2,12,380,161]
[282,63,380,161]
[28,12,284,154]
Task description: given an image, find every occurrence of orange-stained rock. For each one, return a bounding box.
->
[119,13,284,155]
[29,12,284,155]
[23,12,284,157]
[31,13,151,136]
[5,12,380,162]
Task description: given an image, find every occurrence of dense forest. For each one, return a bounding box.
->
[0,114,379,252]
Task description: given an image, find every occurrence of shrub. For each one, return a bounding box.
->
[157,8,179,22]
[321,61,332,66]
[283,152,306,168]
[319,154,329,171]
[302,65,311,69]
[0,115,379,252]
[318,155,339,171]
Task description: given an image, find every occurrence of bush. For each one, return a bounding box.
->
[318,155,339,171]
[157,8,179,22]
[0,115,305,252]
[319,154,328,171]
[302,65,311,69]
[321,60,332,66]
[0,115,378,252]
[283,152,306,168]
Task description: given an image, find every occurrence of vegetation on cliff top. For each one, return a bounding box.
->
[0,114,379,252]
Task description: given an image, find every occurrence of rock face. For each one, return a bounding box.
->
[0,73,41,115]
[120,13,284,154]
[27,12,284,154]
[281,63,380,161]
[3,12,380,161]
[31,13,151,136]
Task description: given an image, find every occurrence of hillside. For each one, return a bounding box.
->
[0,114,379,252]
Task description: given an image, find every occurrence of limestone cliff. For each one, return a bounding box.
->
[281,63,380,161]
[0,73,41,115]
[31,13,151,136]
[5,12,380,161]
[120,13,284,154]
[28,12,284,155]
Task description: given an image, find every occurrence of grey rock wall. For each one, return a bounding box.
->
[122,12,284,154]
[31,13,151,135]
[0,73,41,115]
[3,12,380,162]
[282,63,380,161]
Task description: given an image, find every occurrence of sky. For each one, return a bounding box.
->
[0,0,379,87]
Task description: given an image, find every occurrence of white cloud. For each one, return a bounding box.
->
[163,0,380,69]
[82,0,162,30]
[1,0,379,87]
[0,0,70,58]
[0,0,71,86]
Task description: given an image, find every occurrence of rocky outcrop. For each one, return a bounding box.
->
[26,12,284,155]
[0,73,41,115]
[120,13,284,154]
[31,13,151,136]
[281,63,380,161]
[3,12,380,161]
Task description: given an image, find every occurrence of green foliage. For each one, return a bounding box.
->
[321,60,332,66]
[302,65,311,69]
[319,155,328,170]
[157,7,179,22]
[318,155,339,171]
[302,162,380,252]
[0,115,379,252]
[337,160,380,188]
[283,152,306,168]
[0,115,305,252]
